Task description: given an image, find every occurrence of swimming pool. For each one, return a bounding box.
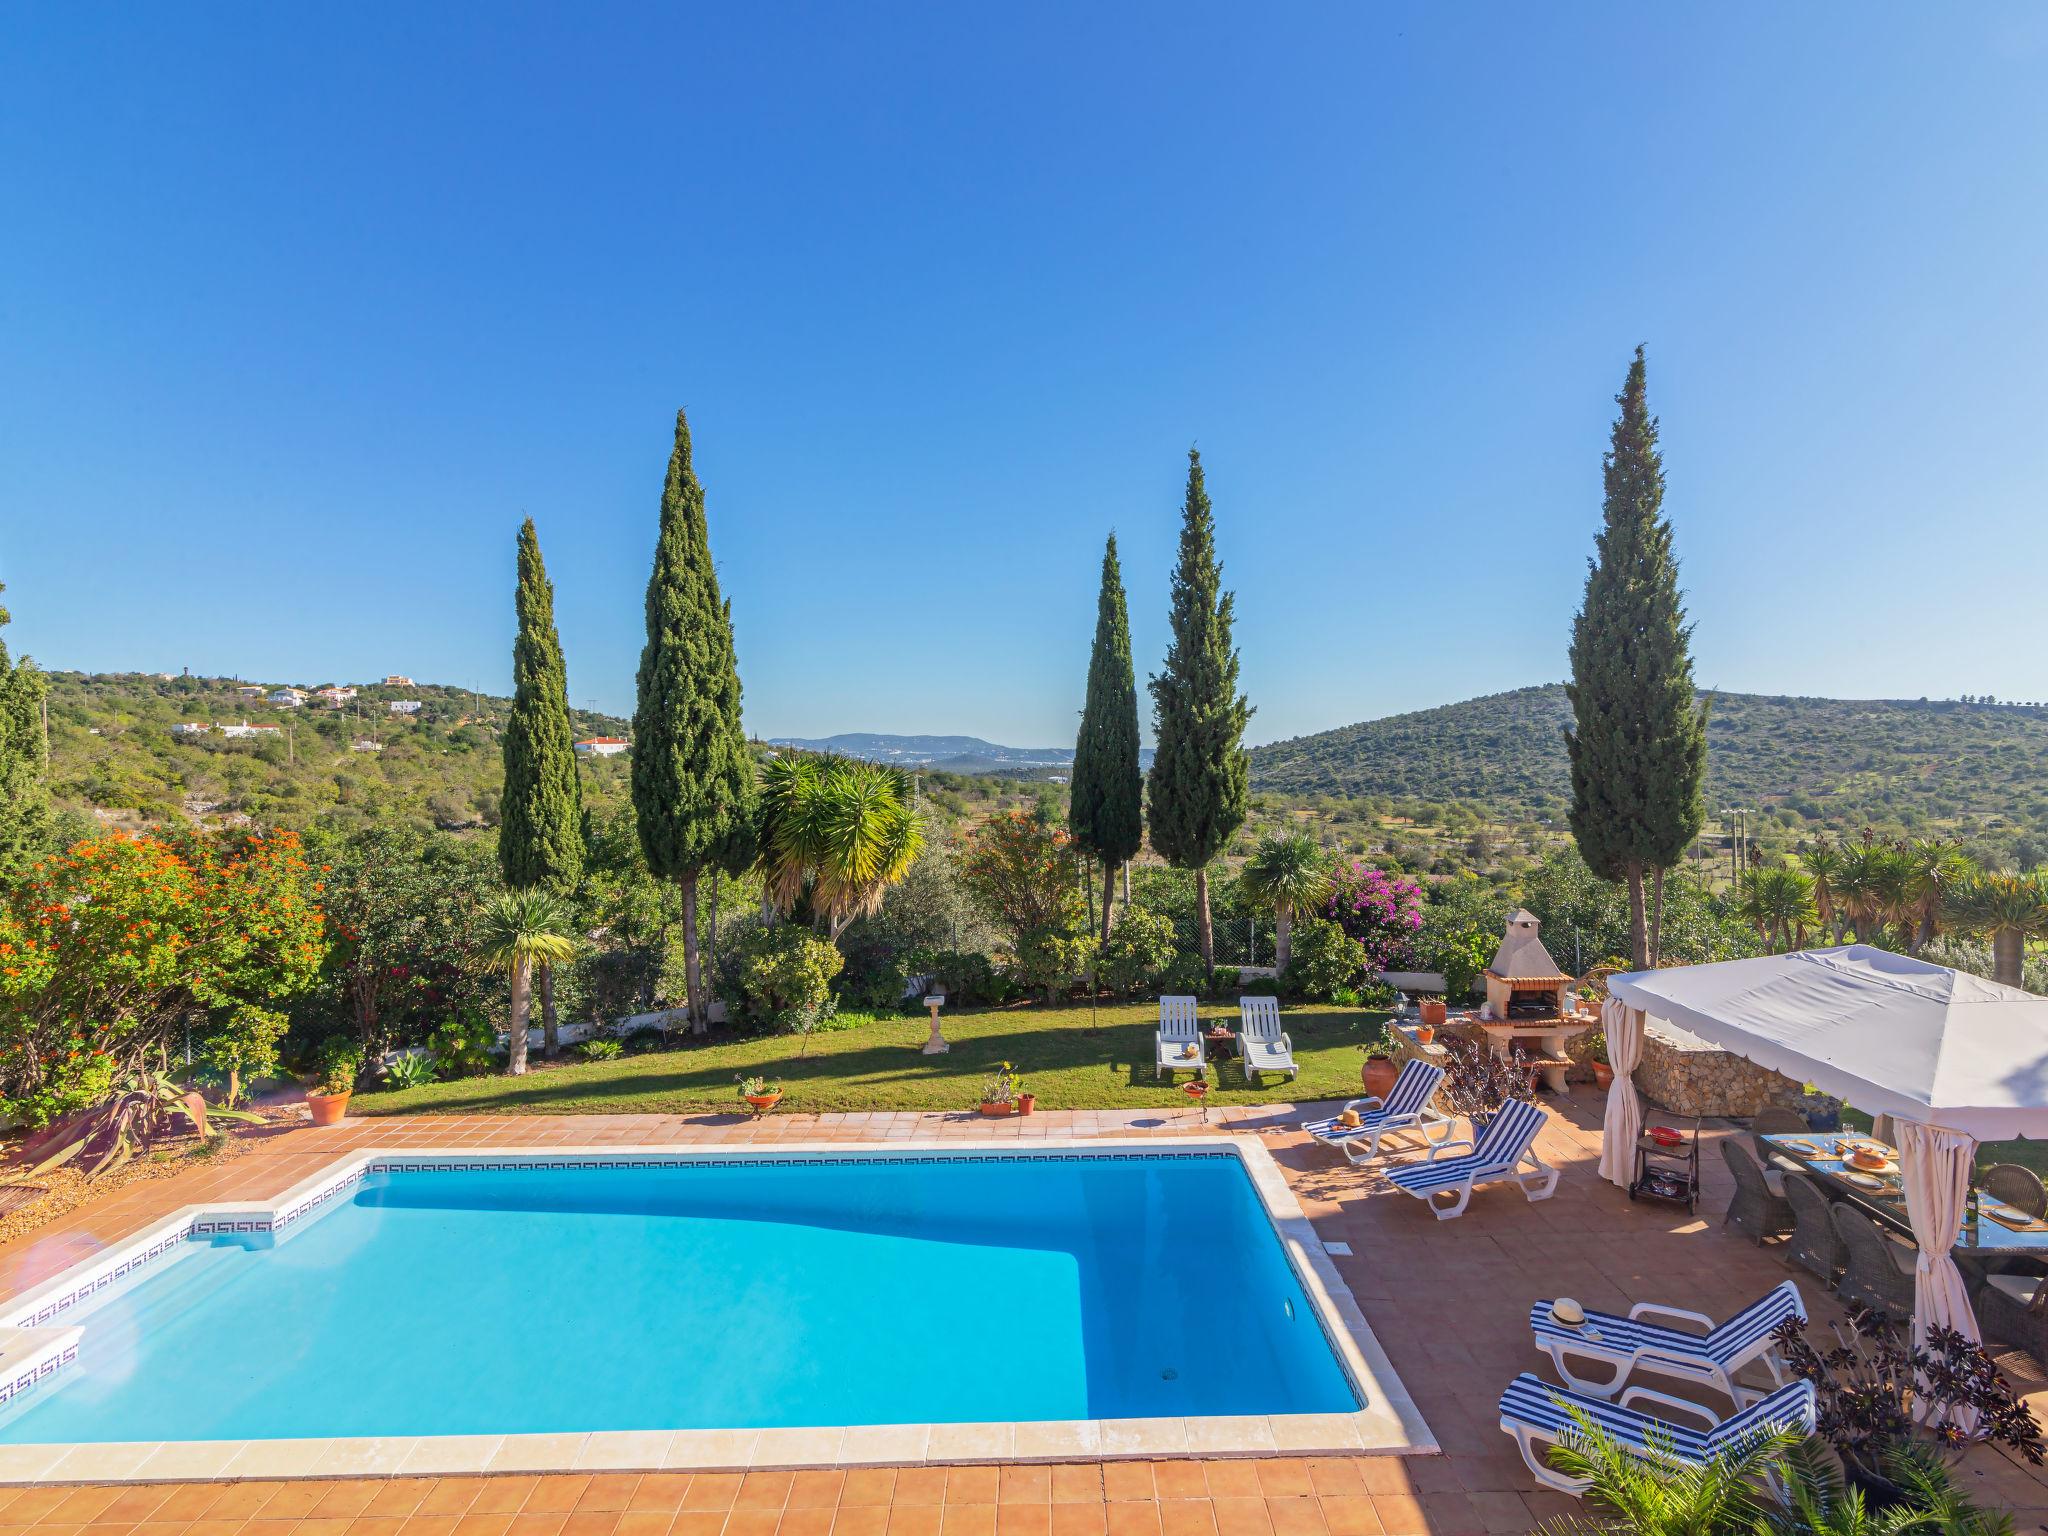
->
[0,1140,1431,1478]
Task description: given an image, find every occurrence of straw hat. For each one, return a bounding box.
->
[1549,1298,1586,1327]
[1337,1109,1363,1129]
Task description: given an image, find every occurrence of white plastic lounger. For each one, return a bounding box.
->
[1385,1098,1557,1219]
[1235,996,1297,1084]
[1155,995,1205,1080]
[1498,1372,1816,1495]
[1529,1280,1806,1406]
[1302,1059,1454,1162]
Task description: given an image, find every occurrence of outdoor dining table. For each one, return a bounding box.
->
[1763,1131,2048,1258]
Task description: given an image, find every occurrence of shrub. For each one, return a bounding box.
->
[576,1037,624,1062]
[196,1003,291,1105]
[1007,928,1097,1003]
[915,949,1015,1007]
[1319,861,1426,973]
[960,809,1086,948]
[1282,913,1366,1001]
[1095,906,1177,997]
[1154,954,1210,999]
[315,1038,364,1096]
[722,924,845,1028]
[1,1050,113,1131]
[425,1010,497,1077]
[833,936,914,1012]
[383,1051,439,1089]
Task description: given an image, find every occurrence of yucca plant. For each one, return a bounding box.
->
[757,755,923,942]
[478,887,580,1076]
[1944,870,2048,989]
[1742,865,1820,952]
[1237,833,1330,974]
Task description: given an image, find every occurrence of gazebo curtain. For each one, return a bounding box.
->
[1597,997,1645,1189]
[1895,1120,1981,1433]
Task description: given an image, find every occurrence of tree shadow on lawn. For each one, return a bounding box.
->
[351,1007,1390,1118]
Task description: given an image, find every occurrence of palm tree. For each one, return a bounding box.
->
[1904,838,1971,953]
[1801,838,1844,944]
[1238,833,1330,975]
[1836,839,1911,945]
[1946,871,2048,989]
[1741,865,1818,952]
[479,888,580,1076]
[758,755,924,942]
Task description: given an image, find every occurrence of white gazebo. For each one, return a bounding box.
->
[1601,945,2048,1350]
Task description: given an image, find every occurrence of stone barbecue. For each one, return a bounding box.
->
[1479,909,1594,1092]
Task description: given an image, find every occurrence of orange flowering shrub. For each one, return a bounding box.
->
[0,829,327,1125]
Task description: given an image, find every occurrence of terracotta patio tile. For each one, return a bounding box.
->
[777,1506,835,1536]
[727,1510,783,1536]
[1252,1465,1312,1500]
[669,1514,727,1536]
[996,1468,1048,1505]
[996,1503,1050,1536]
[944,1469,999,1506]
[683,1476,745,1512]
[892,1470,948,1507]
[297,1518,361,1536]
[626,1476,696,1514]
[942,1507,996,1536]
[1046,1466,1099,1505]
[1262,1499,1323,1536]
[614,1514,675,1536]
[528,1481,597,1516]
[501,1518,567,1536]
[400,1515,469,1536]
[1146,1465,1204,1502]
[838,1472,896,1509]
[313,1483,386,1520]
[1197,1466,1258,1501]
[1361,1498,1427,1536]
[1155,1500,1215,1536]
[778,1473,840,1511]
[831,1506,891,1536]
[1348,1463,1413,1500]
[559,1512,625,1536]
[358,1518,422,1536]
[1313,1497,1381,1536]
[1098,1466,1153,1505]
[367,1480,443,1519]
[1049,1503,1106,1536]
[885,1506,943,1536]
[453,1514,518,1536]
[95,1486,176,1524]
[1301,1463,1363,1500]
[468,1480,540,1515]
[1102,1504,1160,1536]
[1206,1499,1268,1536]
[581,1478,648,1513]
[736,1475,796,1512]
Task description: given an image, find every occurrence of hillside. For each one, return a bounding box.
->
[1250,684,2048,837]
[768,731,1156,776]
[43,671,636,835]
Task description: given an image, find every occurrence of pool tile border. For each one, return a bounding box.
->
[0,1135,1436,1483]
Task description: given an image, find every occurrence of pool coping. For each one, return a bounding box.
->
[0,1135,1437,1484]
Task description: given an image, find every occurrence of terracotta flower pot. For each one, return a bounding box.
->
[307,1089,350,1127]
[1419,998,1448,1028]
[1591,1062,1614,1091]
[1360,1053,1398,1101]
[745,1092,782,1114]
[1414,1024,1436,1046]
[979,1101,1014,1117]
[1017,1093,1037,1116]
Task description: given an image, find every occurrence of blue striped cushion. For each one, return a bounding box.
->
[1472,1099,1545,1162]
[1497,1373,1710,1459]
[1708,1379,1816,1447]
[1383,1059,1445,1117]
[1528,1281,1805,1369]
[1388,1099,1545,1195]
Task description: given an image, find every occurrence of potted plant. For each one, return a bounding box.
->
[306,1040,363,1127]
[979,1061,1019,1117]
[1418,996,1448,1030]
[1438,1034,1528,1134]
[1358,1041,1398,1100]
[1774,1308,2044,1506]
[1016,1082,1037,1115]
[736,1074,782,1115]
[1582,1029,1613,1090]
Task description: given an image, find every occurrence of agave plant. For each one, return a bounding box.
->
[29,1063,260,1182]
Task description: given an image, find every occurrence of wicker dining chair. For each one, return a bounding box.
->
[1982,1163,2048,1221]
[1831,1203,1917,1318]
[1750,1107,1810,1175]
[1721,1139,1794,1246]
[1782,1173,1844,1283]
[1979,1269,2048,1368]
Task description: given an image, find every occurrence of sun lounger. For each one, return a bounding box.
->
[1235,996,1298,1084]
[1498,1371,1815,1495]
[1529,1279,1805,1405]
[1302,1059,1453,1162]
[1384,1098,1557,1219]
[1155,995,1205,1080]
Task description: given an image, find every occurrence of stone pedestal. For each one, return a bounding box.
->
[920,996,950,1055]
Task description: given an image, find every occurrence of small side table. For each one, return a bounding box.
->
[1203,1029,1237,1062]
[1629,1119,1703,1212]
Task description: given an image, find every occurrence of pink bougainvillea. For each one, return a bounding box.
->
[1320,861,1425,973]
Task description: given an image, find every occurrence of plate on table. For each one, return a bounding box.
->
[1840,1171,1888,1191]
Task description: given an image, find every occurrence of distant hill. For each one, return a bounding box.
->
[1250,684,2048,835]
[770,732,1154,777]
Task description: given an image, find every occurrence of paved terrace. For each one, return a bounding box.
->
[2,1095,2045,1535]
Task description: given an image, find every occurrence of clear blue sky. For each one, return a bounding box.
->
[4,5,2046,747]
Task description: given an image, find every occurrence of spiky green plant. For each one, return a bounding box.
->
[757,755,923,942]
[1531,1405,1799,1535]
[1903,839,1971,953]
[1945,870,2048,989]
[478,888,580,1076]
[1742,865,1819,952]
[1237,833,1329,974]
[1803,838,1845,943]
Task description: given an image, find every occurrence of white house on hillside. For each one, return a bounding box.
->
[270,687,305,708]
[351,738,384,752]
[314,686,358,707]
[221,722,283,739]
[236,685,265,699]
[171,722,211,737]
[382,675,414,687]
[574,737,629,757]
[389,699,422,715]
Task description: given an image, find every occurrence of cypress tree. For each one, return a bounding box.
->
[1564,347,1708,968]
[632,409,755,1030]
[0,584,48,877]
[499,519,584,1055]
[1146,448,1252,972]
[1069,533,1143,942]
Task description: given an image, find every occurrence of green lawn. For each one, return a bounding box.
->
[349,1002,1393,1117]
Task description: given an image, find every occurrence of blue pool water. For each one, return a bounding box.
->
[0,1153,1357,1443]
